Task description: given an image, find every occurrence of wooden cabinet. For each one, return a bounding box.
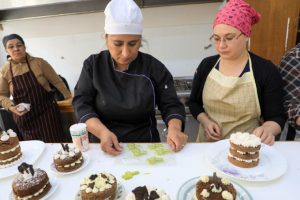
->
[246,0,300,64]
[297,13,300,43]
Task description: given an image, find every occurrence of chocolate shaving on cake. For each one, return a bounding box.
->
[212,172,221,190]
[101,173,107,179]
[132,186,149,199]
[28,164,34,176]
[89,174,98,180]
[88,182,95,189]
[149,191,160,200]
[18,163,25,174]
[17,162,34,176]
[61,143,69,152]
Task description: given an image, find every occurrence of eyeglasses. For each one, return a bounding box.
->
[210,33,243,45]
[6,44,24,50]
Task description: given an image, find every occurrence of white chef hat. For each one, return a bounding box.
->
[104,0,143,35]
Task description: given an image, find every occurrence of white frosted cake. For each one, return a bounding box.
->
[53,144,83,172]
[0,129,22,168]
[228,132,261,168]
[80,172,117,200]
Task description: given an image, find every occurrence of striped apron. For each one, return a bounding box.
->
[10,58,67,142]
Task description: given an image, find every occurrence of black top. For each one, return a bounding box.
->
[215,60,250,77]
[189,52,286,129]
[73,51,185,142]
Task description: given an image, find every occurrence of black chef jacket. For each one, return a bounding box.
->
[73,51,185,142]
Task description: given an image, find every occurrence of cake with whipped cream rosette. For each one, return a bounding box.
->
[80,172,117,200]
[228,132,261,168]
[0,128,22,168]
[125,185,170,200]
[53,143,84,172]
[12,162,51,200]
[195,172,237,200]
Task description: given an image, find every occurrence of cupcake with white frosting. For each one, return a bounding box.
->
[0,129,22,168]
[53,143,83,172]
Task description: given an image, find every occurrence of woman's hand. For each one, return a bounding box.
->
[8,106,28,116]
[166,119,188,152]
[98,130,122,156]
[197,113,221,142]
[252,121,281,145]
[86,118,121,156]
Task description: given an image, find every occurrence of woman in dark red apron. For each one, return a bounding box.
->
[0,34,71,142]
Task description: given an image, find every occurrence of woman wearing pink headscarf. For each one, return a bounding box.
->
[189,0,285,145]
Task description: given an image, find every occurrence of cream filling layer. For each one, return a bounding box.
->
[0,152,21,163]
[230,147,257,155]
[0,144,20,154]
[57,156,83,168]
[16,181,49,200]
[228,153,258,163]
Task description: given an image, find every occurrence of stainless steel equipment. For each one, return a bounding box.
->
[157,76,199,142]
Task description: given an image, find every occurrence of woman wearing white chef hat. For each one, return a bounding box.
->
[73,0,188,155]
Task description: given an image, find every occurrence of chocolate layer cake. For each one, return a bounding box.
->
[125,185,170,200]
[80,172,117,200]
[195,172,237,200]
[228,132,261,168]
[12,162,51,200]
[53,143,84,172]
[0,129,22,168]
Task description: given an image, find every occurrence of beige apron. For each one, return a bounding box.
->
[197,56,261,142]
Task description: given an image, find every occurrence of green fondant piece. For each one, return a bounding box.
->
[122,171,140,180]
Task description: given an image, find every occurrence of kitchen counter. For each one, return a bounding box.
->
[0,142,299,200]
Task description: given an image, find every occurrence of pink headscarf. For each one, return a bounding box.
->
[213,0,261,37]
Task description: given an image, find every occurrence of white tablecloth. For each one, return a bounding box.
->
[1,142,299,200]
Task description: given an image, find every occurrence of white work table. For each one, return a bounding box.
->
[0,142,299,200]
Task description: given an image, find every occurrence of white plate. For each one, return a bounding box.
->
[9,178,58,200]
[0,140,45,179]
[205,140,287,182]
[75,183,125,200]
[176,176,252,200]
[50,154,90,175]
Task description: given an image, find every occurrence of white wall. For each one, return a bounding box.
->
[0,3,221,90]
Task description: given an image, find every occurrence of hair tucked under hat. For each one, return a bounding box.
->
[2,34,25,47]
[213,0,261,37]
[104,0,143,35]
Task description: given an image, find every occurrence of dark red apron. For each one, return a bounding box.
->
[10,58,67,142]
